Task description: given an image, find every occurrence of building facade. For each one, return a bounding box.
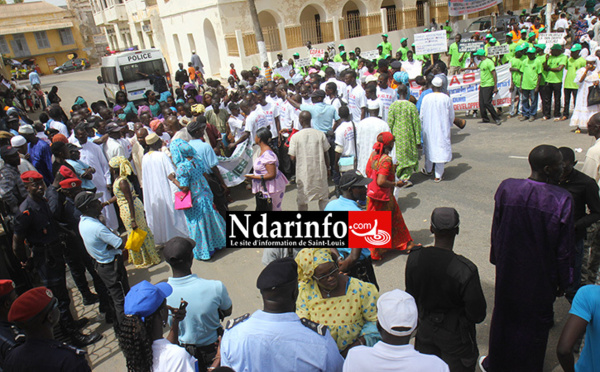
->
[0,1,90,76]
[67,0,109,64]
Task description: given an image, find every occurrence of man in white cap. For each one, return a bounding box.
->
[9,135,36,173]
[343,289,449,372]
[419,77,455,182]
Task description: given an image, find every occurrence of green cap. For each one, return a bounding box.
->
[528,32,536,38]
[527,47,536,53]
[377,43,383,48]
[400,37,408,43]
[411,43,415,47]
[382,34,388,38]
[515,44,527,52]
[349,50,355,54]
[520,29,527,34]
[534,43,546,49]
[522,9,527,13]
[539,26,545,32]
[473,49,486,56]
[340,51,346,56]
[339,44,344,48]
[506,32,513,37]
[490,38,497,43]
[485,33,493,39]
[293,52,299,57]
[318,57,324,61]
[383,54,390,59]
[571,43,582,52]
[551,43,562,50]
[424,28,430,32]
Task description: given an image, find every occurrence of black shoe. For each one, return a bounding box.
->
[479,119,491,123]
[70,331,102,348]
[494,119,502,126]
[82,293,99,306]
[69,318,89,331]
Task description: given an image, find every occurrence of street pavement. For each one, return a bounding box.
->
[39,68,592,372]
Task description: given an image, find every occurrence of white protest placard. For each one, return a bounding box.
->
[309,49,325,58]
[217,140,254,187]
[295,57,312,67]
[361,50,380,60]
[487,44,510,56]
[448,0,502,16]
[414,30,448,55]
[458,41,485,53]
[273,65,292,80]
[537,32,566,45]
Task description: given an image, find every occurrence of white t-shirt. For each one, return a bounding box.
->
[334,120,356,157]
[366,98,384,119]
[320,78,348,102]
[554,18,569,30]
[403,60,423,80]
[302,97,312,106]
[324,96,343,112]
[376,86,398,122]
[152,339,197,372]
[48,119,69,137]
[343,343,449,372]
[228,114,245,142]
[260,101,280,138]
[159,132,171,147]
[245,107,269,143]
[346,84,367,123]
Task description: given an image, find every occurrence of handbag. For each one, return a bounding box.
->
[589,85,600,107]
[124,228,147,252]
[174,191,192,210]
[255,176,273,211]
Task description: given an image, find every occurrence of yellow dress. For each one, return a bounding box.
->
[296,277,379,350]
[113,176,161,268]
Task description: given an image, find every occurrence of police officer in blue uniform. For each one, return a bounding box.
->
[11,171,101,347]
[220,257,344,372]
[4,286,91,372]
[0,280,24,370]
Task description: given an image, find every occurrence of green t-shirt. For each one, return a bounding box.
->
[381,41,393,58]
[502,42,518,64]
[448,42,465,67]
[479,58,496,87]
[520,58,542,90]
[536,55,548,84]
[348,59,359,70]
[444,25,453,38]
[509,56,524,86]
[564,56,586,89]
[397,46,409,61]
[545,54,567,84]
[516,39,527,46]
[333,54,343,63]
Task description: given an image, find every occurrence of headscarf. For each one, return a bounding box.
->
[295,248,334,283]
[108,156,133,177]
[170,139,199,166]
[372,132,394,159]
[149,118,163,131]
[52,134,68,143]
[393,71,409,85]
[113,104,123,113]
[137,105,151,117]
[74,96,86,106]
[191,104,206,115]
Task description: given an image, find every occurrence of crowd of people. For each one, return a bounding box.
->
[0,3,599,372]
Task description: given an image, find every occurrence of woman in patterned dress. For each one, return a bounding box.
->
[365,132,415,260]
[107,156,161,268]
[168,139,226,260]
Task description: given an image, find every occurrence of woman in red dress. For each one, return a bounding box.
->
[365,132,415,260]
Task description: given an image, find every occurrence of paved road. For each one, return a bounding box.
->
[41,71,593,371]
[38,67,106,108]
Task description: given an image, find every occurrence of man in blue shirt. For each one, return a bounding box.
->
[76,191,130,326]
[325,171,378,289]
[557,284,600,372]
[287,90,339,133]
[18,125,53,185]
[220,258,344,372]
[164,237,232,370]
[28,70,41,89]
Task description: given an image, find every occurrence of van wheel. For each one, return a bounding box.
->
[56,69,64,74]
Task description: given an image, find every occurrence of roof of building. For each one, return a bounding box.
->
[0,1,70,20]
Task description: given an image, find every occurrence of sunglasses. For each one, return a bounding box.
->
[313,263,339,281]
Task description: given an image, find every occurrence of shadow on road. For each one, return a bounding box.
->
[398,192,420,213]
[443,162,472,181]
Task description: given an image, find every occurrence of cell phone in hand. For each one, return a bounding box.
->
[179,298,188,311]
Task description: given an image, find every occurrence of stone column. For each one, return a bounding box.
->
[235,29,246,60]
[380,8,388,33]
[278,22,287,52]
[332,15,341,42]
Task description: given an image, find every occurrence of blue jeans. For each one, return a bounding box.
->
[521,89,538,118]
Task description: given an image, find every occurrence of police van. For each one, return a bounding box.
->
[98,48,172,106]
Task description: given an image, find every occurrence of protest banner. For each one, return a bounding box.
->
[273,65,292,80]
[295,57,312,67]
[217,140,254,187]
[487,44,510,56]
[458,40,485,53]
[448,0,502,16]
[414,30,448,55]
[361,50,380,60]
[537,32,566,45]
[328,62,348,74]
[309,49,325,58]
[408,63,512,111]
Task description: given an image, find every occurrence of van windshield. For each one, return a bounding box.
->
[120,60,165,83]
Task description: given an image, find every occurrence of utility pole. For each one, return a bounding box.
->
[247,0,268,65]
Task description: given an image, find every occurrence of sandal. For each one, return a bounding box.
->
[434,177,443,183]
[421,168,433,176]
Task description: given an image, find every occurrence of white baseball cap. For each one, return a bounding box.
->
[432,76,443,87]
[10,135,26,147]
[17,124,35,135]
[365,75,378,84]
[377,289,418,337]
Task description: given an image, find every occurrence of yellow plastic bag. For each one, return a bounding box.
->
[125,228,147,252]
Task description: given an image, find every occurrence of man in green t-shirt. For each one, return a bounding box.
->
[348,50,359,70]
[397,38,409,61]
[502,32,517,64]
[544,44,567,120]
[534,43,550,120]
[562,44,585,120]
[516,29,528,46]
[381,34,393,57]
[519,47,542,121]
[443,20,453,39]
[447,34,465,75]
[333,44,345,63]
[464,49,501,125]
[509,45,527,117]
